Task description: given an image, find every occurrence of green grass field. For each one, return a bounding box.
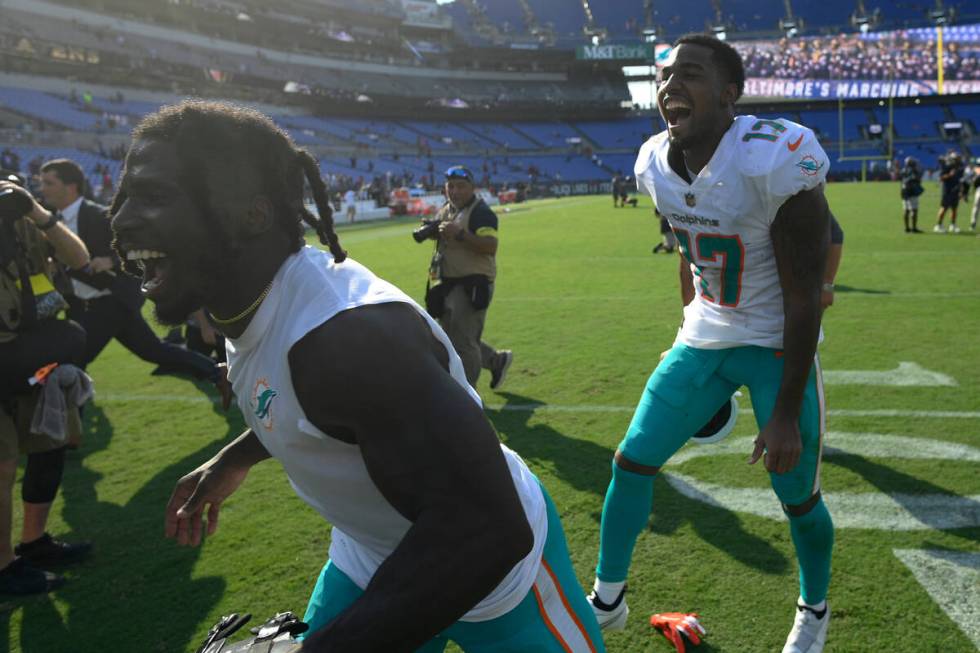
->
[5,182,979,652]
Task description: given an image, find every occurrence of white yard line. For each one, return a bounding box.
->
[496,291,980,301]
[893,549,980,650]
[94,394,980,420]
[664,432,980,531]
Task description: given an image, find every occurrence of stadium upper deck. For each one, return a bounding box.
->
[0,0,976,195]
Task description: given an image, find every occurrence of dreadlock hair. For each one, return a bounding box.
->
[108,100,346,263]
[673,33,746,102]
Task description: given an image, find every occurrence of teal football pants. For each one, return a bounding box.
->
[622,344,825,504]
[597,344,832,603]
[301,486,605,652]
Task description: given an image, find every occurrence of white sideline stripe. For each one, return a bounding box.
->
[665,433,980,530]
[496,291,980,301]
[338,199,593,244]
[533,561,596,653]
[665,473,980,530]
[94,395,980,419]
[893,549,980,650]
[670,434,980,465]
[822,362,957,387]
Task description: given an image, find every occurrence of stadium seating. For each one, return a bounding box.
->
[589,1,643,38]
[652,3,714,38]
[464,123,540,149]
[574,118,654,149]
[508,121,581,148]
[792,0,855,34]
[0,88,130,133]
[949,102,980,131]
[5,145,122,193]
[482,0,528,34]
[4,79,976,189]
[796,108,872,143]
[723,0,779,33]
[442,0,485,45]
[525,0,586,38]
[884,105,946,139]
[597,153,638,177]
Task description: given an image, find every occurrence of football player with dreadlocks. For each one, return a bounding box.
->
[110,101,604,653]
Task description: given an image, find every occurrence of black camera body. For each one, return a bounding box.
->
[0,171,33,229]
[412,217,442,243]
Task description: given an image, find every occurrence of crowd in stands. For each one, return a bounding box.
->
[737,29,980,81]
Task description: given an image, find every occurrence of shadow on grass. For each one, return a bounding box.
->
[833,284,890,295]
[488,392,788,575]
[649,474,789,575]
[3,387,245,652]
[831,452,980,538]
[487,392,614,498]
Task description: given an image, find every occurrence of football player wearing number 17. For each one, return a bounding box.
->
[587,35,835,653]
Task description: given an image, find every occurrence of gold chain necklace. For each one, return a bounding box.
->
[209,281,273,326]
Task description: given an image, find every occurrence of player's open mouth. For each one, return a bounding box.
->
[663,97,693,128]
[125,248,170,297]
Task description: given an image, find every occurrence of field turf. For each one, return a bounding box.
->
[6,181,979,652]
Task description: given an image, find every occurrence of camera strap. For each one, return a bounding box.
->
[13,252,37,330]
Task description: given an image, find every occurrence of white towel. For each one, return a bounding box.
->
[30,364,94,441]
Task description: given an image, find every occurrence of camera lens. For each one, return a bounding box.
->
[0,187,33,224]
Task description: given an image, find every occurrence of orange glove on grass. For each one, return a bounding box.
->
[650,612,705,653]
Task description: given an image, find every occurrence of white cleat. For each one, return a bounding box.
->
[949,224,961,233]
[782,601,829,653]
[933,224,946,233]
[587,587,629,631]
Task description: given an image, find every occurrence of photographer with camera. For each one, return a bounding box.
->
[0,170,92,595]
[415,166,513,390]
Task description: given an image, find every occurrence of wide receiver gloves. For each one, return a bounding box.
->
[650,612,706,652]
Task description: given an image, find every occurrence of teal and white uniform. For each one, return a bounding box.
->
[226,247,604,652]
[596,116,834,607]
[624,114,831,495]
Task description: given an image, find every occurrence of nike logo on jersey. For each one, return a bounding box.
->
[787,134,804,151]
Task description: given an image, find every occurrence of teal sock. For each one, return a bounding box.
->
[596,460,655,582]
[788,497,834,605]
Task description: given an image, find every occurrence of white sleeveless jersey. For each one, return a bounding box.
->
[635,115,830,349]
[224,246,547,622]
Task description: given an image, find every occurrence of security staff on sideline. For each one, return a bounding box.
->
[420,166,512,389]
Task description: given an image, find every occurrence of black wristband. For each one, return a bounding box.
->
[36,213,60,231]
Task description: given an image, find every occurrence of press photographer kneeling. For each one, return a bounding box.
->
[0,171,92,595]
[416,166,513,389]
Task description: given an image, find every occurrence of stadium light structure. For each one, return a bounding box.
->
[929,7,954,26]
[851,2,880,34]
[779,18,801,38]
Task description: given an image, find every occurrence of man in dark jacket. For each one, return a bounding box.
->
[899,157,924,233]
[39,160,225,387]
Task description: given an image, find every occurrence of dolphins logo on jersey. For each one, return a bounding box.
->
[796,155,825,177]
[251,377,278,431]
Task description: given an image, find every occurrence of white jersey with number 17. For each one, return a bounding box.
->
[635,115,830,350]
